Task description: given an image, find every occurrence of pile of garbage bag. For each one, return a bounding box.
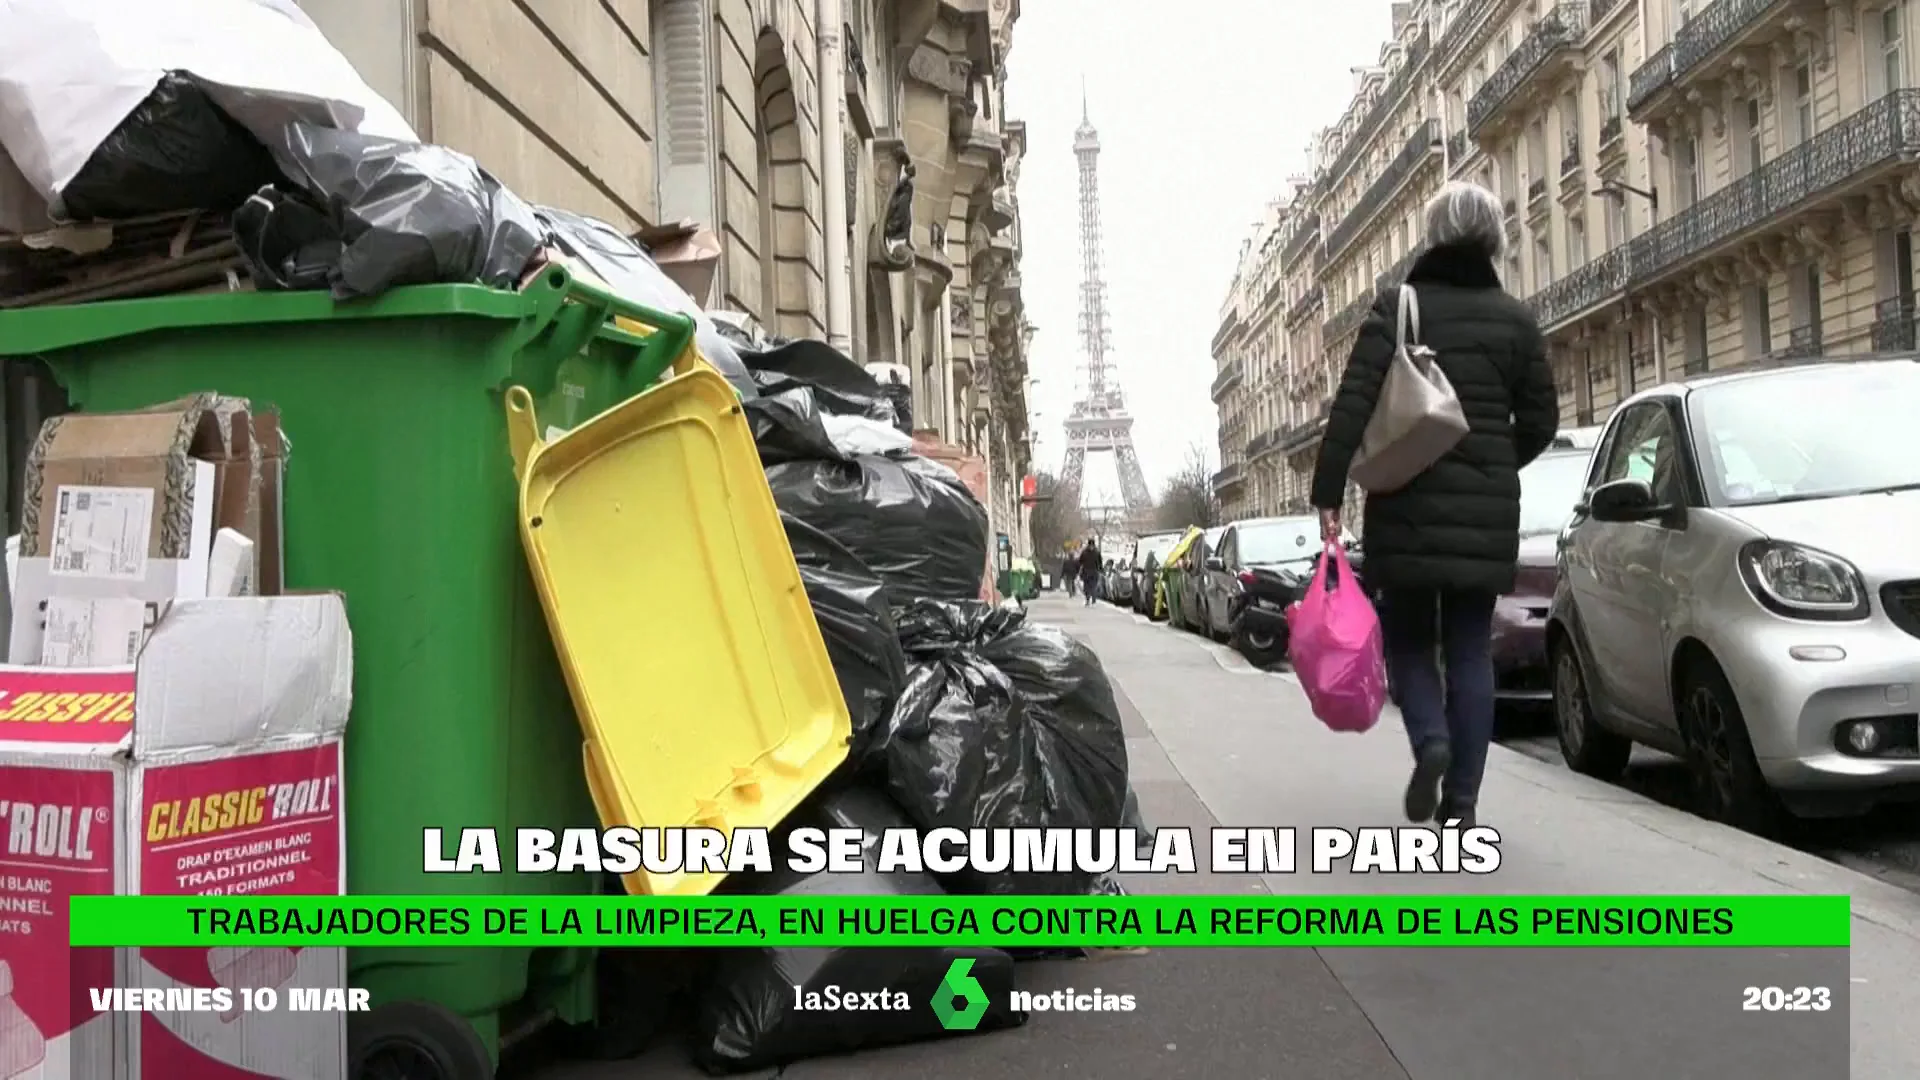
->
[693,789,1025,1072]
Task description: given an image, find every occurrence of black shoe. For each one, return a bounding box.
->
[1404,742,1451,822]
[1435,801,1475,830]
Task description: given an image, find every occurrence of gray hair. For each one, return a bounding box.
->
[1422,181,1506,258]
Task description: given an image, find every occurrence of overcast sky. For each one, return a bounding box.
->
[1004,0,1391,503]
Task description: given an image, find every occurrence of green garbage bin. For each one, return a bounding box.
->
[0,266,695,1078]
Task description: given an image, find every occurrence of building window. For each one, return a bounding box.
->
[1790,261,1823,352]
[1739,98,1762,173]
[1534,235,1553,290]
[1881,4,1906,94]
[1744,284,1771,355]
[1604,192,1627,248]
[1566,216,1586,269]
[1684,308,1709,373]
[1675,137,1700,208]
[1673,0,1692,27]
[1788,62,1814,144]
[1601,53,1622,119]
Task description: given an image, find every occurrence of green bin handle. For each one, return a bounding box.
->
[518,265,698,389]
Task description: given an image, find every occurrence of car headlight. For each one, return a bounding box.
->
[1737,540,1869,620]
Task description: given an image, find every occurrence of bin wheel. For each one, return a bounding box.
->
[350,1001,493,1080]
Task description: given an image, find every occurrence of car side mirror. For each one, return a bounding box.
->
[1205,557,1224,571]
[1587,478,1670,522]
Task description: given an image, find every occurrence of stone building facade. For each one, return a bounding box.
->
[1215,0,1919,519]
[298,0,1031,542]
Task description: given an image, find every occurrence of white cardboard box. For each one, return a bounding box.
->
[0,594,352,1080]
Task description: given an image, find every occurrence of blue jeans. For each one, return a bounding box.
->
[1378,589,1497,809]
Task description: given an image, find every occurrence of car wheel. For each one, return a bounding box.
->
[1231,622,1286,667]
[1678,657,1788,836]
[1551,639,1630,781]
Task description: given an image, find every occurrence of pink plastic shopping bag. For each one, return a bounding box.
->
[1285,541,1387,733]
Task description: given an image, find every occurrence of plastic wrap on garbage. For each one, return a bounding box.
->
[236,123,543,299]
[534,206,757,398]
[694,788,1023,1073]
[781,513,905,764]
[884,600,1130,895]
[59,73,282,221]
[821,412,914,456]
[764,453,989,604]
[231,186,338,290]
[739,340,897,423]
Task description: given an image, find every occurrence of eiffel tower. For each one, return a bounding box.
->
[1059,93,1151,531]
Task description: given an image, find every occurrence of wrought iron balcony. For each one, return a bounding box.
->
[1279,417,1328,454]
[1871,296,1918,351]
[1321,29,1433,187]
[1526,90,1920,330]
[1212,462,1246,490]
[1630,0,1799,118]
[844,24,867,84]
[1285,283,1324,329]
[1781,322,1822,359]
[1446,130,1468,166]
[1376,248,1420,294]
[1211,359,1245,401]
[1631,90,1920,285]
[1466,5,1589,136]
[1325,119,1441,258]
[1281,211,1322,263]
[1588,0,1624,22]
[1627,44,1674,113]
[1323,291,1374,349]
[1435,0,1504,78]
[1246,430,1281,460]
[1598,114,1624,150]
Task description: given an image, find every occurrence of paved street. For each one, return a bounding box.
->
[524,593,1920,1079]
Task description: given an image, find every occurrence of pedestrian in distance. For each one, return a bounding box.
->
[1062,550,1079,596]
[1076,537,1103,606]
[1308,180,1559,831]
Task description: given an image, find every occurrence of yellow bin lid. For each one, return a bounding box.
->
[504,370,850,897]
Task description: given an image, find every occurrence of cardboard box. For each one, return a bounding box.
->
[251,413,285,597]
[0,594,352,1080]
[10,405,222,664]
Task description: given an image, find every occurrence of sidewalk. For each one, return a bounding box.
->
[529,593,1920,1079]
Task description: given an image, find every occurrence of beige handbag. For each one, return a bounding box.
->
[1348,284,1469,493]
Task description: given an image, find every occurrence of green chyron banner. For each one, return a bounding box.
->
[67,895,1850,949]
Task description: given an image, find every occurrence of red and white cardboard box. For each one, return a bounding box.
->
[0,594,351,1080]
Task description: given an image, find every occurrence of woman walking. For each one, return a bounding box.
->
[1308,182,1559,829]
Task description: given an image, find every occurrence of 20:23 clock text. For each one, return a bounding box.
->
[1741,986,1832,1012]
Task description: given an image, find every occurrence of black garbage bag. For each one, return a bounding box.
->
[739,339,895,423]
[765,453,988,604]
[744,388,841,465]
[694,788,1023,1073]
[782,513,905,764]
[61,73,282,221]
[533,206,757,398]
[235,123,543,299]
[232,186,340,291]
[885,600,1130,895]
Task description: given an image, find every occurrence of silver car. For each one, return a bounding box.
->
[1549,359,1920,831]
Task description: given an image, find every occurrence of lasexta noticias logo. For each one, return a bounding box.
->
[930,957,989,1030]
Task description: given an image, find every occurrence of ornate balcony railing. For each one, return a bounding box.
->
[1627,44,1674,112]
[1598,114,1624,149]
[1376,248,1420,294]
[1781,322,1822,359]
[1871,296,1918,351]
[1279,417,1328,454]
[1281,211,1322,263]
[1323,291,1376,351]
[1246,430,1281,460]
[1325,119,1441,258]
[1285,283,1324,328]
[1211,359,1245,400]
[1446,130,1467,166]
[1467,5,1589,135]
[1212,462,1246,490]
[1588,0,1624,22]
[1434,0,1504,80]
[1526,90,1920,330]
[1322,29,1433,187]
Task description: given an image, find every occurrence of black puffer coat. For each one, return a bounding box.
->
[1309,243,1559,596]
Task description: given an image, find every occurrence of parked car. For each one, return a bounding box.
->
[1548,359,1920,832]
[1128,530,1187,615]
[1486,427,1604,704]
[1171,526,1226,632]
[1204,516,1352,665]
